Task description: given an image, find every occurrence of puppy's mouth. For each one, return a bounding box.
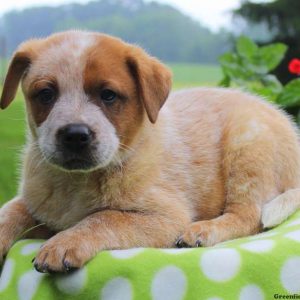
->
[46,151,99,172]
[40,141,118,172]
[60,158,95,171]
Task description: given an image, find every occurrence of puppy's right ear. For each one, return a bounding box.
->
[126,46,172,124]
[0,41,39,109]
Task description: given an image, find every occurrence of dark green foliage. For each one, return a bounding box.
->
[219,36,300,122]
[235,0,300,84]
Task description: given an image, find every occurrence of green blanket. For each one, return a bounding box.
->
[1,211,300,300]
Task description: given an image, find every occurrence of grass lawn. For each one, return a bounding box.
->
[169,63,222,89]
[0,97,26,205]
[0,63,221,205]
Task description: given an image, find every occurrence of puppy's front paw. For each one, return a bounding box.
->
[176,220,219,248]
[33,233,93,273]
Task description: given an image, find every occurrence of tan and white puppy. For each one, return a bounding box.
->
[1,30,300,273]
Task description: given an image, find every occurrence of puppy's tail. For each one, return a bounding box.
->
[262,188,300,229]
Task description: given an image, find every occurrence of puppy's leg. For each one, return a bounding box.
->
[0,197,36,262]
[176,203,261,247]
[33,209,189,273]
[177,138,275,247]
[262,188,300,228]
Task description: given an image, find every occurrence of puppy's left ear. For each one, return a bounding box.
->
[126,47,172,123]
[1,40,40,109]
[0,52,31,109]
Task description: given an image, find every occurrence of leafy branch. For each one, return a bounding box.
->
[219,36,300,121]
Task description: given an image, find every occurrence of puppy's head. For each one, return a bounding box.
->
[0,31,172,171]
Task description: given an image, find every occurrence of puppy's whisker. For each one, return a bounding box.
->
[119,143,135,153]
[33,155,48,172]
[31,146,57,173]
[113,153,125,174]
[17,223,47,240]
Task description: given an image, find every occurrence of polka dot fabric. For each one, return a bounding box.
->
[1,210,300,300]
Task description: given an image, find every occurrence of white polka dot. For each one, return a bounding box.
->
[240,240,274,253]
[0,259,15,292]
[239,284,264,300]
[285,229,300,242]
[18,270,45,300]
[160,248,193,254]
[110,248,144,259]
[55,267,87,295]
[101,277,132,300]
[281,257,300,293]
[200,249,241,282]
[21,242,43,256]
[152,265,186,300]
[285,218,300,227]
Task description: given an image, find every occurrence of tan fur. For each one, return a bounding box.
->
[1,31,300,272]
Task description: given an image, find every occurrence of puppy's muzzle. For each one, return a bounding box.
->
[55,123,97,171]
[57,123,93,153]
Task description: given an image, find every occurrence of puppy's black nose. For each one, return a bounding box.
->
[57,124,93,152]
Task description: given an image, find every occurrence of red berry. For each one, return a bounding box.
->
[288,58,300,75]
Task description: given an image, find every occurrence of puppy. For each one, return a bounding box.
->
[1,30,300,273]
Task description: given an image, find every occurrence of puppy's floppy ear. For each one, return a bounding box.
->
[0,40,39,109]
[126,47,172,123]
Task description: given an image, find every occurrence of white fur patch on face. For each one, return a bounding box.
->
[25,31,120,171]
[29,31,96,95]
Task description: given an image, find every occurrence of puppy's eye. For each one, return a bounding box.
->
[36,88,55,105]
[100,89,117,105]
